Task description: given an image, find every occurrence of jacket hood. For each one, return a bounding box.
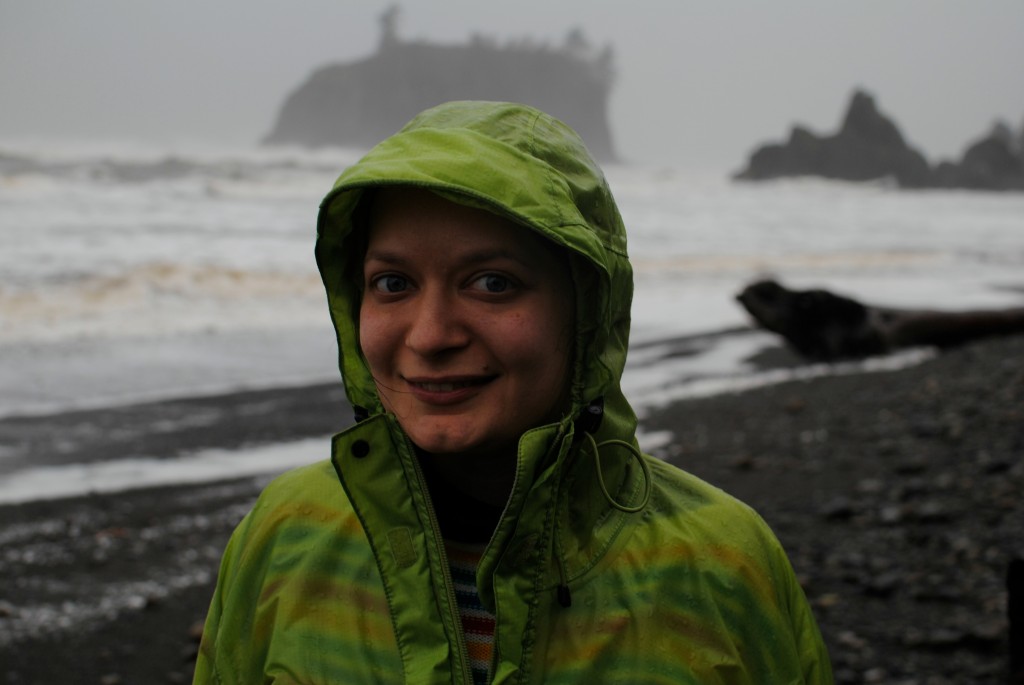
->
[316,100,635,441]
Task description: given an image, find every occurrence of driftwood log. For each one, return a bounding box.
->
[736,279,1024,361]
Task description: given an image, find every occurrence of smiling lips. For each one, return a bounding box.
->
[404,375,496,403]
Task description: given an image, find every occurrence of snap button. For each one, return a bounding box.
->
[351,439,370,458]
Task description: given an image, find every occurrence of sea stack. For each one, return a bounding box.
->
[263,7,618,161]
[933,120,1024,191]
[733,89,1024,191]
[733,89,932,188]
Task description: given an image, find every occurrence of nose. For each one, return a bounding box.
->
[404,288,470,356]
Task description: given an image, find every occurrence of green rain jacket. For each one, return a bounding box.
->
[194,101,833,684]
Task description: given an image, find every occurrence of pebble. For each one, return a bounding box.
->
[864,570,903,597]
[878,505,904,525]
[820,497,855,521]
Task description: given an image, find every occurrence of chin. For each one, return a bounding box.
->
[408,429,478,458]
[407,426,506,460]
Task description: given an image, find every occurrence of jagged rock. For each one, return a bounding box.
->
[934,121,1024,191]
[263,10,617,160]
[734,90,1024,191]
[734,90,932,187]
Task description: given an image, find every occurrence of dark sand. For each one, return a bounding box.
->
[2,334,1022,684]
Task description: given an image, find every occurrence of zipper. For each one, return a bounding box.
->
[406,438,474,685]
[403,421,569,684]
[482,453,523,684]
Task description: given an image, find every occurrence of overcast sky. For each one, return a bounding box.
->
[2,1,1023,171]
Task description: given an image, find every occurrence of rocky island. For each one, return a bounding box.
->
[263,7,618,161]
[734,89,1024,191]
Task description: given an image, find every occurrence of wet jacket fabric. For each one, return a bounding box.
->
[194,101,833,684]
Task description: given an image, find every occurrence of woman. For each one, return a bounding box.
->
[194,101,833,684]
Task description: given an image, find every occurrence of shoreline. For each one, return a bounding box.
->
[2,334,1022,683]
[0,325,936,501]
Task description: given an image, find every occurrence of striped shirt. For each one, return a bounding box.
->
[445,540,496,685]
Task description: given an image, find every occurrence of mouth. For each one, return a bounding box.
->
[412,380,482,392]
[406,376,495,391]
[403,375,497,403]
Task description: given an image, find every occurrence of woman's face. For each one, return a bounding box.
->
[359,188,574,461]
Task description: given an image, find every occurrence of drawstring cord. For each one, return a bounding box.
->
[582,432,653,514]
[555,410,654,608]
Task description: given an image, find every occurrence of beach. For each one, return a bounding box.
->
[645,333,1024,683]
[3,146,1024,683]
[2,332,1021,684]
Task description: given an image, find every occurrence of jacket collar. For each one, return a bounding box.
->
[334,392,647,613]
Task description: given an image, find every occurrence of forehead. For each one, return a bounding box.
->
[365,187,562,264]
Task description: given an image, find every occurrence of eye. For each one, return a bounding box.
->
[370,274,410,294]
[469,273,514,294]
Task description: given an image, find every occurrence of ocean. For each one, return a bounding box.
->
[2,139,1023,503]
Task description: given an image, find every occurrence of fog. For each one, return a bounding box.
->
[2,0,1023,171]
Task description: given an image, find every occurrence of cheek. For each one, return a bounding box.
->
[358,305,391,374]
[542,294,575,363]
[500,309,572,376]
